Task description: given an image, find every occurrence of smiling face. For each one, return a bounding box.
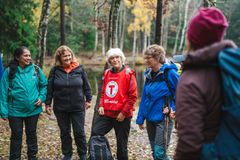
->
[18,49,31,68]
[109,55,122,71]
[60,50,72,66]
[144,55,159,69]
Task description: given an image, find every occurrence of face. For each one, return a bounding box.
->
[144,55,159,68]
[109,55,122,70]
[18,49,31,67]
[60,50,72,66]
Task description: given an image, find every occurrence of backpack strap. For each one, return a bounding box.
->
[8,67,15,104]
[163,69,173,109]
[34,64,40,78]
[163,69,172,98]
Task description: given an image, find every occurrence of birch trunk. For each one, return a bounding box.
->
[173,0,183,54]
[178,0,191,52]
[143,31,147,53]
[94,0,99,52]
[132,29,137,57]
[36,0,51,68]
[120,4,126,50]
[162,16,169,50]
[102,30,105,55]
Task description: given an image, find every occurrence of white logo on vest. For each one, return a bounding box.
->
[106,81,118,98]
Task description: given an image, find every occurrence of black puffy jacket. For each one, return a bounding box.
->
[45,65,92,112]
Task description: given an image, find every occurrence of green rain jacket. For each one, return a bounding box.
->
[0,64,47,118]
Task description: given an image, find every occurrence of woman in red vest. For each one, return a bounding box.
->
[92,48,137,160]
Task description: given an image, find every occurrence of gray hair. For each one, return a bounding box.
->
[144,44,166,64]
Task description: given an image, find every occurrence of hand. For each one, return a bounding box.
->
[85,101,91,109]
[116,112,125,122]
[34,99,42,106]
[138,124,144,130]
[98,107,104,115]
[170,111,176,119]
[163,107,170,114]
[45,105,52,115]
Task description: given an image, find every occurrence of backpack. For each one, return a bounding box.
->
[88,136,113,160]
[202,48,240,159]
[214,48,240,157]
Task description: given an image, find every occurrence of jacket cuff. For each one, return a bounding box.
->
[136,116,144,125]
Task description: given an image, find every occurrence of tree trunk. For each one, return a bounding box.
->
[111,0,121,48]
[155,0,163,45]
[179,0,191,52]
[132,29,137,57]
[60,0,65,45]
[173,0,182,54]
[35,0,51,68]
[107,0,121,49]
[120,5,126,50]
[102,30,105,55]
[162,15,169,50]
[94,0,99,52]
[143,31,147,53]
[107,0,114,49]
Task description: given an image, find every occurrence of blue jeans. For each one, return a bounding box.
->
[8,114,39,160]
[54,111,87,159]
[146,118,173,160]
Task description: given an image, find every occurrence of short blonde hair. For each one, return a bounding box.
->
[144,44,166,64]
[54,45,77,66]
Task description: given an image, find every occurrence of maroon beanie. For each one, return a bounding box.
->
[187,7,228,49]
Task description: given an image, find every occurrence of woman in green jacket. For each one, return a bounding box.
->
[0,46,47,160]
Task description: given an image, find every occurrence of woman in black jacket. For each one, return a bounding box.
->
[45,45,92,160]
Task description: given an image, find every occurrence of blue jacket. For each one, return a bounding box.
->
[136,63,179,124]
[0,64,47,118]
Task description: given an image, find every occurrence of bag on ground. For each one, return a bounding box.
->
[89,135,113,160]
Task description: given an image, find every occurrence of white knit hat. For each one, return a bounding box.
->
[106,48,126,64]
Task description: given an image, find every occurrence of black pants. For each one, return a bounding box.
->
[92,115,131,160]
[54,111,87,159]
[8,114,39,160]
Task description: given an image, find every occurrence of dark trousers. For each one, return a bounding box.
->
[8,114,39,160]
[92,115,131,160]
[54,111,87,159]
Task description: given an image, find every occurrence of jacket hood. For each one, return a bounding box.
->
[184,40,237,66]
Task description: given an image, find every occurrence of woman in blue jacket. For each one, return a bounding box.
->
[0,46,47,160]
[136,44,179,160]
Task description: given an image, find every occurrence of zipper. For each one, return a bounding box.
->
[67,73,70,104]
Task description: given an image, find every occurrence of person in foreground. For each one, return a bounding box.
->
[136,44,179,160]
[45,45,92,160]
[91,48,137,160]
[0,46,47,160]
[174,7,237,160]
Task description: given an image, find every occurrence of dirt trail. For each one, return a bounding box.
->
[0,96,177,160]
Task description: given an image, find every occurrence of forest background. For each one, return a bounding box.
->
[1,0,240,68]
[0,0,240,159]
